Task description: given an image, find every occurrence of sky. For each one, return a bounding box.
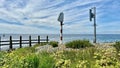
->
[0,0,120,34]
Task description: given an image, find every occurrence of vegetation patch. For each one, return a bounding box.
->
[1,41,120,68]
[65,40,93,49]
[113,41,120,52]
[34,42,48,47]
[49,41,58,47]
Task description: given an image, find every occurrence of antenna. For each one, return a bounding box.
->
[89,7,97,43]
[58,12,64,44]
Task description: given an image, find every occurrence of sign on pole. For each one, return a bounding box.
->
[58,12,64,45]
[58,12,64,22]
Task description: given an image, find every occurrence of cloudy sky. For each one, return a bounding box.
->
[0,0,120,34]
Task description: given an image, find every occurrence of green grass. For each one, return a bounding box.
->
[1,41,120,68]
[33,42,48,48]
[58,47,96,68]
[0,47,55,68]
[113,41,120,52]
[38,52,55,68]
[49,41,58,47]
[65,40,93,49]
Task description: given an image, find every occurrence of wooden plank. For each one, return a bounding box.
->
[1,44,10,46]
[0,40,10,42]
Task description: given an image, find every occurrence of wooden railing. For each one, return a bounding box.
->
[0,35,49,50]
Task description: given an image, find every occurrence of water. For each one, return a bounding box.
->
[48,34,120,43]
[0,34,120,51]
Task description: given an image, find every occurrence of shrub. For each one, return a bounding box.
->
[34,42,48,47]
[49,41,58,47]
[65,40,93,49]
[113,41,120,51]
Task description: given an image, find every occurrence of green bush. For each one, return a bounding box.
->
[34,42,48,47]
[65,40,93,49]
[113,41,120,51]
[49,41,58,47]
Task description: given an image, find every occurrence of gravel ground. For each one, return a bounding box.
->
[35,44,79,53]
[35,44,59,53]
[35,43,116,53]
[94,43,115,50]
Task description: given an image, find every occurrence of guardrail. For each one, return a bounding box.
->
[0,35,49,50]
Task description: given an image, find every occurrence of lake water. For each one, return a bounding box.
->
[0,34,120,51]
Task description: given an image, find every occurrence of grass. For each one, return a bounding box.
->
[65,40,93,49]
[61,47,96,67]
[0,47,55,68]
[34,42,48,48]
[113,41,120,52]
[1,40,120,68]
[49,41,58,47]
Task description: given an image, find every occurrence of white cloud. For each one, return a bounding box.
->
[0,23,57,34]
[0,0,119,34]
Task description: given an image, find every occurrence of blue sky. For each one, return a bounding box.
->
[0,0,120,34]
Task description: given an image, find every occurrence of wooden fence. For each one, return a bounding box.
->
[0,35,49,50]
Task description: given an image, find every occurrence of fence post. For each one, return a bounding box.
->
[29,35,31,47]
[20,36,22,48]
[38,36,40,44]
[10,36,13,50]
[0,36,1,51]
[46,35,49,43]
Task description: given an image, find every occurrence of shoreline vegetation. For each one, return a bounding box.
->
[0,40,120,68]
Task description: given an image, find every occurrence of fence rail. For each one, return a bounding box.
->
[0,35,49,50]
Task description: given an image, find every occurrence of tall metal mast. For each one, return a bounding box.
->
[89,7,97,43]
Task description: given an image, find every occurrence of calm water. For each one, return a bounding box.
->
[0,34,120,50]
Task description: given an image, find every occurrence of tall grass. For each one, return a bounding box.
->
[38,52,55,68]
[1,41,120,68]
[65,40,93,49]
[62,47,96,67]
[34,42,48,47]
[49,41,58,47]
[113,41,120,52]
[0,45,55,68]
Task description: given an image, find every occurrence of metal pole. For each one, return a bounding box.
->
[93,7,96,43]
[60,22,63,44]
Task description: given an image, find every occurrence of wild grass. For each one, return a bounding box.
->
[61,47,96,67]
[33,42,48,48]
[49,41,58,47]
[0,47,55,68]
[1,40,120,68]
[113,41,120,52]
[65,40,93,49]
